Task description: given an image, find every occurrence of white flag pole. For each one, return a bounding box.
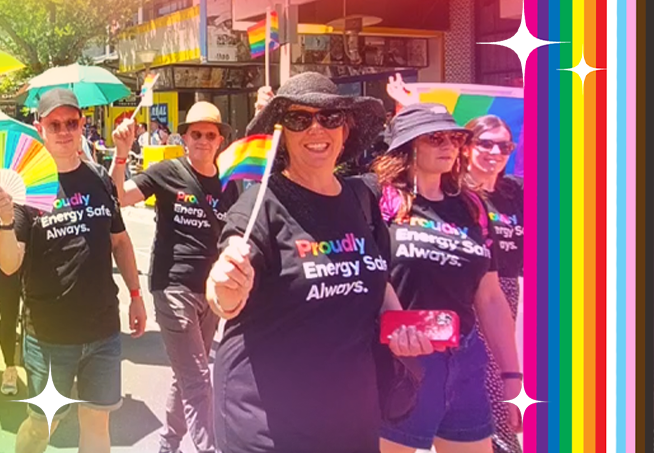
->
[130,73,160,121]
[243,124,282,243]
[264,6,271,87]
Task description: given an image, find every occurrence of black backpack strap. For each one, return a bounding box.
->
[84,161,114,199]
[170,158,223,233]
[83,161,120,214]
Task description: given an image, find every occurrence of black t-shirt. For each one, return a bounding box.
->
[486,176,524,278]
[215,174,389,453]
[14,163,125,345]
[132,158,239,293]
[387,193,497,335]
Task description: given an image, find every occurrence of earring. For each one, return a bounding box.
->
[412,148,418,196]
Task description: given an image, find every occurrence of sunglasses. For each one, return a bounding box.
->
[281,109,347,132]
[45,119,80,135]
[189,130,219,141]
[474,139,516,155]
[425,131,469,148]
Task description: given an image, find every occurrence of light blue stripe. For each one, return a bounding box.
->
[615,0,627,451]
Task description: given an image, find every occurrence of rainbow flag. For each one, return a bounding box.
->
[218,135,272,189]
[139,73,159,97]
[247,11,280,59]
[409,83,524,176]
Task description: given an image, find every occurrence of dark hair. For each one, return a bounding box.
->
[372,137,480,222]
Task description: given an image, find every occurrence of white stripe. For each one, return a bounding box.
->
[605,0,618,450]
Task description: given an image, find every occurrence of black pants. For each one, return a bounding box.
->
[0,271,20,367]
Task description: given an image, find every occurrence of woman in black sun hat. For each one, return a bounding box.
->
[206,72,435,453]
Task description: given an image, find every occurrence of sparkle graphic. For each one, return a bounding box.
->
[476,3,569,85]
[558,47,606,89]
[12,362,86,436]
[503,380,546,421]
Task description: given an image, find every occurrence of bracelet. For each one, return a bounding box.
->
[0,220,15,230]
[129,288,142,299]
[114,156,128,165]
[500,372,523,380]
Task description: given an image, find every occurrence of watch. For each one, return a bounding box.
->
[0,220,15,230]
[500,372,523,381]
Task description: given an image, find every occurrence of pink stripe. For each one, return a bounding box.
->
[522,38,539,452]
[625,0,636,451]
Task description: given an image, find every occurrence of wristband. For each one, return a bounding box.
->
[129,288,142,299]
[114,156,128,165]
[0,221,14,230]
[500,372,523,381]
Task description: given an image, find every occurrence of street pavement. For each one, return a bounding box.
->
[0,204,523,453]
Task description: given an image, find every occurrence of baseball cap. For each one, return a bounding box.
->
[37,89,82,118]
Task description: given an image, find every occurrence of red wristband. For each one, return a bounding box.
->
[129,288,142,299]
[115,156,128,165]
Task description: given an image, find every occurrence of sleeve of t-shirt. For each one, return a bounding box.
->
[369,188,391,264]
[13,205,32,244]
[220,180,242,213]
[218,184,274,276]
[131,160,169,199]
[480,198,499,273]
[109,180,126,234]
[358,172,382,200]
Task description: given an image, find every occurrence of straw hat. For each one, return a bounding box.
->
[178,101,232,137]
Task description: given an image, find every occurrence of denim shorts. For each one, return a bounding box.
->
[23,333,123,421]
[380,328,494,449]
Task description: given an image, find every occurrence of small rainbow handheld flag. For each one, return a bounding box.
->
[218,134,272,189]
[247,11,280,59]
[139,73,160,97]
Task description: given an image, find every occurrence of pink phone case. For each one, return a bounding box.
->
[380,310,460,348]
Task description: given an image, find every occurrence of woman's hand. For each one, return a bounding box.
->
[388,325,435,357]
[206,236,255,319]
[503,377,524,433]
[254,86,274,115]
[386,73,420,108]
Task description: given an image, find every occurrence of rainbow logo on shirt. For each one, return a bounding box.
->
[295,233,366,258]
[488,212,518,226]
[53,192,91,210]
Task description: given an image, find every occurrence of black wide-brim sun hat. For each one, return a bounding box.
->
[387,103,473,152]
[246,72,386,163]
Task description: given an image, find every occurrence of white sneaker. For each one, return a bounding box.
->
[1,366,18,396]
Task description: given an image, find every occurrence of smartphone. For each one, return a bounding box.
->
[380,310,460,348]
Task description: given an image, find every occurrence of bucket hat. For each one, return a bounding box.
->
[387,103,472,152]
[178,101,232,137]
[246,72,385,163]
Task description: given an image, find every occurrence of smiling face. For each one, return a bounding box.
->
[282,105,349,173]
[469,126,513,175]
[184,122,224,166]
[35,107,84,159]
[413,131,468,176]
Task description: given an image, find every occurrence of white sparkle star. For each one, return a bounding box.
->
[12,362,86,436]
[503,380,546,420]
[558,47,606,89]
[476,2,569,85]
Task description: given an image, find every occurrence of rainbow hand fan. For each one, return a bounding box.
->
[0,131,58,212]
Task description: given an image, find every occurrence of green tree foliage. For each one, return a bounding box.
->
[0,0,140,77]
